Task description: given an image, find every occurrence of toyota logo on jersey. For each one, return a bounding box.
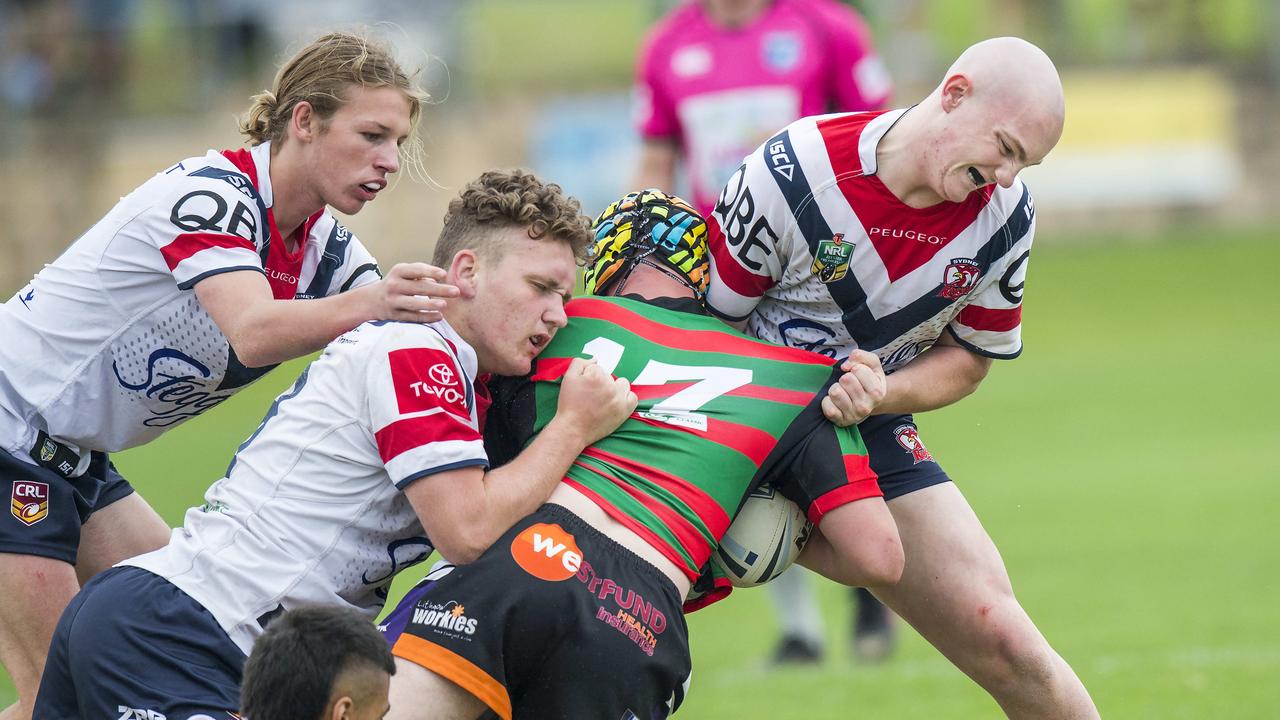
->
[10,480,49,526]
[389,348,468,419]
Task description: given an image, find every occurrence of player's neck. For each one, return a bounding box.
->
[874,107,947,209]
[266,148,319,245]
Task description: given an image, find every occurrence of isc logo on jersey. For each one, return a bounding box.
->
[10,481,48,526]
[511,523,584,582]
[389,348,468,418]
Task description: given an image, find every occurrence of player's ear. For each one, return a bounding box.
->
[450,249,480,298]
[291,100,317,142]
[329,695,354,720]
[939,73,971,112]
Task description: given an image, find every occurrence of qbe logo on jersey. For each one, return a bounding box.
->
[10,481,49,526]
[511,522,583,581]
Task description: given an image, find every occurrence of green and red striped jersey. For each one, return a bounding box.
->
[485,295,879,584]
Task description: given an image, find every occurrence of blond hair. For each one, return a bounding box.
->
[240,31,427,148]
[433,170,593,267]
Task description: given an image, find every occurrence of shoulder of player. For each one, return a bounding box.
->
[305,211,364,251]
[345,320,472,370]
[132,151,267,228]
[642,3,711,58]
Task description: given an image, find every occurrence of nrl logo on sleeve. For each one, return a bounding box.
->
[10,480,49,526]
[940,258,982,300]
[811,233,853,283]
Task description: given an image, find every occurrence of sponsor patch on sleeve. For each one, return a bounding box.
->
[388,348,469,419]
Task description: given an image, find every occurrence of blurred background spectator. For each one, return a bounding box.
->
[3,0,1276,293]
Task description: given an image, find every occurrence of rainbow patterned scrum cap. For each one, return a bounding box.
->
[583,188,709,299]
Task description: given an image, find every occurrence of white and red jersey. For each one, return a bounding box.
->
[127,319,487,654]
[635,0,891,215]
[0,142,380,467]
[706,109,1035,372]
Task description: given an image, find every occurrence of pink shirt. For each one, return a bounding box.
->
[636,0,892,214]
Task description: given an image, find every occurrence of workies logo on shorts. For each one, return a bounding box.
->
[893,425,934,465]
[811,233,853,283]
[511,522,583,581]
[10,481,48,526]
[410,599,478,637]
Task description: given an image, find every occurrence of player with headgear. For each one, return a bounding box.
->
[380,188,904,720]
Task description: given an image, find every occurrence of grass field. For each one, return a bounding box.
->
[3,225,1278,716]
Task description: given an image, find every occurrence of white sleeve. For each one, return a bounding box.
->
[948,185,1035,359]
[704,135,792,322]
[144,170,269,290]
[364,325,488,489]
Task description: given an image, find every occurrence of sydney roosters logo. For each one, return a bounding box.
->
[893,425,934,465]
[940,258,981,300]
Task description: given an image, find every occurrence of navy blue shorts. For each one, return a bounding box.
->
[388,505,691,720]
[34,566,245,720]
[0,449,135,564]
[859,413,951,501]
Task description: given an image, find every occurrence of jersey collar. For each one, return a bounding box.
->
[858,107,910,176]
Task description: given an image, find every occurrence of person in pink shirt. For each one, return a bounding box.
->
[632,0,896,666]
[632,0,892,216]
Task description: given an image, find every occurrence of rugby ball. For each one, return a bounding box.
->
[711,485,813,588]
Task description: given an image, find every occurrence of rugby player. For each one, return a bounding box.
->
[0,31,454,720]
[379,189,904,720]
[632,0,899,663]
[240,605,396,720]
[32,170,637,720]
[705,37,1099,717]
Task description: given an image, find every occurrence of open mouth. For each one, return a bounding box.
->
[359,180,385,198]
[967,167,985,186]
[529,334,549,352]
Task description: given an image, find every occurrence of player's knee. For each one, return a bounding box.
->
[978,603,1056,690]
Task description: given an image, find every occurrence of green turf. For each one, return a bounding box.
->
[4,226,1278,716]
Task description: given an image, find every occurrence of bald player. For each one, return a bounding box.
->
[705,38,1097,718]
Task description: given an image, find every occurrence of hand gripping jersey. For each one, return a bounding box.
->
[485,295,880,587]
[126,320,486,654]
[705,109,1036,372]
[0,142,380,466]
[636,0,891,214]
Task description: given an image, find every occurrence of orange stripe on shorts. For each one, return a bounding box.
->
[392,633,512,720]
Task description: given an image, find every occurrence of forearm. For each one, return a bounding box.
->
[221,286,378,367]
[876,345,992,416]
[446,418,590,562]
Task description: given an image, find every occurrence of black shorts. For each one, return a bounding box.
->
[0,448,135,564]
[390,504,691,720]
[860,413,952,501]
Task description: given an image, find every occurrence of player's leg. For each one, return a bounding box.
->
[74,460,170,583]
[386,657,487,720]
[765,567,826,663]
[852,585,897,662]
[875,483,1098,719]
[0,554,79,720]
[0,448,102,720]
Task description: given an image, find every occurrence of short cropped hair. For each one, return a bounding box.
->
[431,169,593,267]
[240,605,395,720]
